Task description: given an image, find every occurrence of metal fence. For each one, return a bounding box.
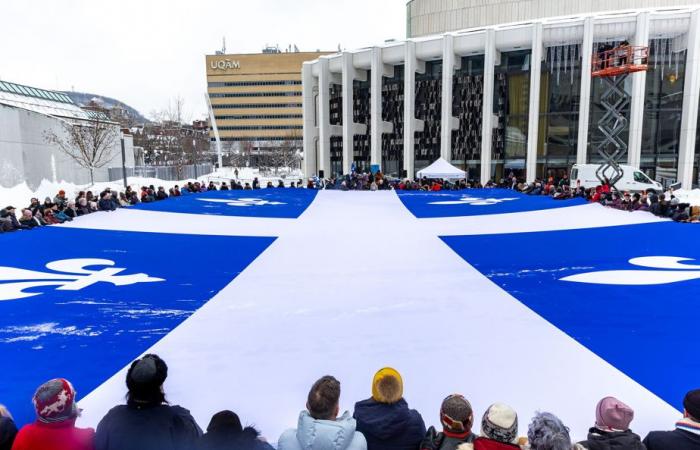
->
[108,164,214,182]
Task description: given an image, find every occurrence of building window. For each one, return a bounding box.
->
[212,103,302,109]
[217,125,303,131]
[415,60,442,173]
[537,44,581,180]
[452,55,485,181]
[382,64,404,177]
[209,92,302,98]
[493,50,531,181]
[208,80,301,87]
[214,114,303,120]
[641,38,686,185]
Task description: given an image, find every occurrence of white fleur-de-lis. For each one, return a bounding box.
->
[560,257,700,285]
[0,259,164,301]
[429,196,519,206]
[197,198,286,207]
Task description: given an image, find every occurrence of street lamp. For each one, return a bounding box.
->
[120,133,128,189]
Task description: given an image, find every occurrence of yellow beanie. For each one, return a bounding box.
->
[372,367,403,404]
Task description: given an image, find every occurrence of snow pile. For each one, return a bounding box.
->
[672,188,700,206]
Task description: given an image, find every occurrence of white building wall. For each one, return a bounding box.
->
[408,0,700,37]
[0,104,134,189]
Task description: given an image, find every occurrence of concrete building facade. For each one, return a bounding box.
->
[302,5,700,188]
[0,80,134,189]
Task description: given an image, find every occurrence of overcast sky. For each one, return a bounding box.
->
[0,0,406,121]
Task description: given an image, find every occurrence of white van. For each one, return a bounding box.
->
[570,164,663,192]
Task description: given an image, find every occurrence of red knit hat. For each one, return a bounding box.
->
[33,378,77,423]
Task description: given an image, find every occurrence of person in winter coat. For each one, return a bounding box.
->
[278,375,367,450]
[421,394,476,450]
[644,388,700,450]
[196,410,273,450]
[0,405,17,450]
[19,209,43,228]
[76,198,90,216]
[11,378,94,450]
[156,187,169,200]
[354,367,425,450]
[53,190,68,208]
[577,396,644,450]
[64,202,78,219]
[457,403,521,450]
[98,194,115,212]
[94,354,202,450]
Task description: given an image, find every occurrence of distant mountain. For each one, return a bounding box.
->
[61,91,148,124]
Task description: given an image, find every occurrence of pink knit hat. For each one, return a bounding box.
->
[595,396,634,431]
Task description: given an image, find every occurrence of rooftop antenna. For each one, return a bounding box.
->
[222,36,226,54]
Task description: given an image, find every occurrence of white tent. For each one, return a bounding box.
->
[416,157,466,179]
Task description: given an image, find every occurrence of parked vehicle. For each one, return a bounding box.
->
[570,164,663,192]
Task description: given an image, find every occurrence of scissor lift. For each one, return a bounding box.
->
[591,45,649,188]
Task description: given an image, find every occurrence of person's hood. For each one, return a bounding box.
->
[354,398,416,440]
[295,410,358,450]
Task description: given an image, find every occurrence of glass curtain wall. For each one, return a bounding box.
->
[588,40,631,164]
[415,60,442,174]
[537,44,581,180]
[452,55,484,181]
[492,50,531,181]
[641,38,686,185]
[329,83,343,177]
[382,65,405,177]
[353,74,371,172]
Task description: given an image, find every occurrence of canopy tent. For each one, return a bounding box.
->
[416,157,466,179]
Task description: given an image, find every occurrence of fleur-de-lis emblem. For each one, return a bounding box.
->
[429,196,519,206]
[560,256,700,285]
[197,198,286,207]
[0,259,164,301]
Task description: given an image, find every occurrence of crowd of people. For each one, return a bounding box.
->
[1,357,698,450]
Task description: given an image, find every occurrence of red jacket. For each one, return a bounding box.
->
[473,437,521,450]
[12,419,94,450]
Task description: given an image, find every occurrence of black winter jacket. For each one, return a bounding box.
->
[95,403,202,450]
[578,428,646,450]
[196,426,274,450]
[0,416,17,450]
[354,398,426,450]
[644,428,700,450]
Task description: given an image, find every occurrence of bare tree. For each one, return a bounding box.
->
[268,130,302,174]
[44,116,119,185]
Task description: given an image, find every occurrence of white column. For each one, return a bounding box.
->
[526,24,543,183]
[627,12,650,168]
[318,58,331,176]
[370,47,395,169]
[441,34,459,162]
[342,52,354,175]
[302,62,318,178]
[404,41,425,179]
[678,10,700,189]
[577,17,594,165]
[480,29,496,184]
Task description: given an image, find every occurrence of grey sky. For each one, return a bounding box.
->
[0,0,406,121]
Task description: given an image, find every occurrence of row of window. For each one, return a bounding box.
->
[213,103,302,109]
[209,92,301,98]
[208,80,301,87]
[217,137,302,142]
[218,125,303,131]
[215,114,303,120]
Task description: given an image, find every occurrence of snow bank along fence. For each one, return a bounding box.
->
[108,164,214,182]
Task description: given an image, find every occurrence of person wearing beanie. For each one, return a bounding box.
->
[94,354,202,450]
[196,410,274,450]
[644,388,700,450]
[10,378,94,450]
[577,396,644,450]
[278,375,366,450]
[458,403,521,450]
[353,367,425,450]
[421,394,476,450]
[0,405,17,450]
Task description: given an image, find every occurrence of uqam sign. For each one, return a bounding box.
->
[210,59,241,70]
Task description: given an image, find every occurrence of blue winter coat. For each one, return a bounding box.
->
[353,398,426,450]
[278,410,367,450]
